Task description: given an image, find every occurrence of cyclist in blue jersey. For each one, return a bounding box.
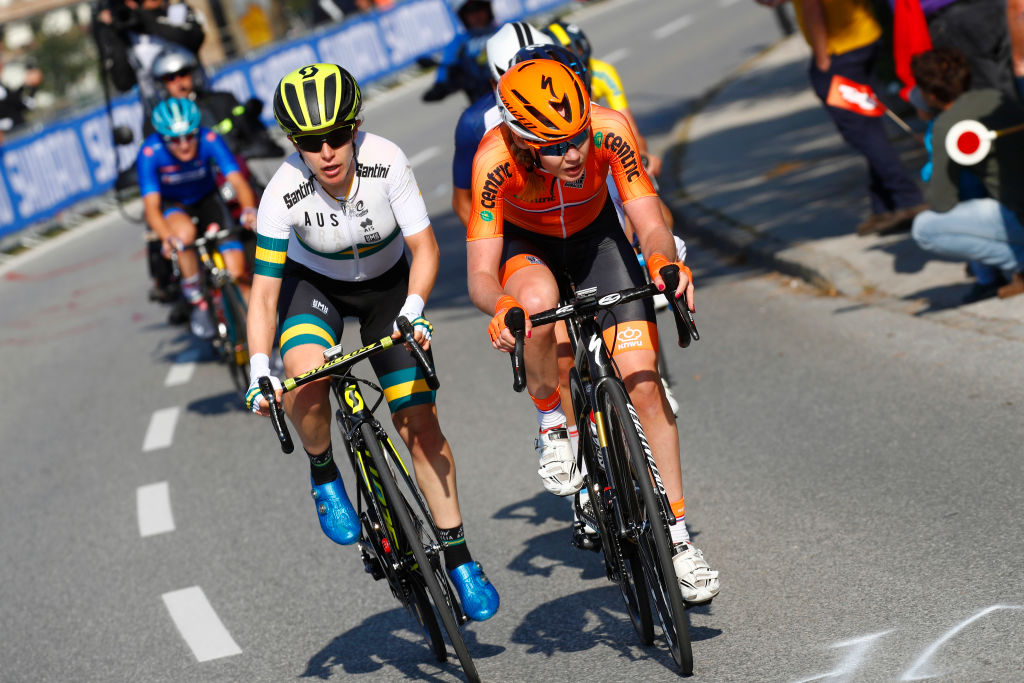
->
[451,21,552,227]
[422,0,496,103]
[137,97,258,337]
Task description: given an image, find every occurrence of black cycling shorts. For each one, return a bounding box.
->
[500,196,659,356]
[276,257,436,413]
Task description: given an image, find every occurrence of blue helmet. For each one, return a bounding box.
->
[151,97,201,138]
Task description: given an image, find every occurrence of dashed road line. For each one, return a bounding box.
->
[164,362,196,387]
[137,482,176,537]
[162,586,242,662]
[143,407,180,452]
[653,15,694,40]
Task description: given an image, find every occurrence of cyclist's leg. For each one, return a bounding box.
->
[357,262,499,619]
[164,206,198,282]
[277,268,358,545]
[193,192,252,300]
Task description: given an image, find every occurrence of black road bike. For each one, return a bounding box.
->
[260,319,480,682]
[505,265,701,676]
[173,223,251,393]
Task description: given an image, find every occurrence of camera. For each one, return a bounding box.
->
[94,0,138,31]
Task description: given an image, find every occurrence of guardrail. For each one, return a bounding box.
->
[0,0,571,240]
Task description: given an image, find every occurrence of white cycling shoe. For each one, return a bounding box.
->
[672,543,720,605]
[535,426,583,496]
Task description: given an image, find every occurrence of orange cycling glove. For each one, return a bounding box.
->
[646,253,693,295]
[489,294,523,345]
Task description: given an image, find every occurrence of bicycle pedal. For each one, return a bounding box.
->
[357,542,385,581]
[571,523,601,553]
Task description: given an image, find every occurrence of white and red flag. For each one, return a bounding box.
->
[826,75,885,117]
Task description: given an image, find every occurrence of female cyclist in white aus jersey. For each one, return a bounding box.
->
[245,63,499,621]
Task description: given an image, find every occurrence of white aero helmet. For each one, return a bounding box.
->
[486,21,554,83]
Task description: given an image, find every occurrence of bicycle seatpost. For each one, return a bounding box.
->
[658,265,699,347]
[505,307,527,393]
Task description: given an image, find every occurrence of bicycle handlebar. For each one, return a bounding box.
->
[503,266,700,391]
[658,264,700,348]
[260,320,440,453]
[397,316,440,391]
[259,376,294,453]
[505,307,527,393]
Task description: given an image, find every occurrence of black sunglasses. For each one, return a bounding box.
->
[534,128,591,157]
[160,69,191,82]
[292,126,356,153]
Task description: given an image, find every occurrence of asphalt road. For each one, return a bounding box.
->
[1,1,1021,681]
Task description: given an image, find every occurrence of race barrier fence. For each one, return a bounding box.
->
[0,0,572,239]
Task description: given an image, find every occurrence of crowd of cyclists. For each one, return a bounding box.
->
[135,0,718,638]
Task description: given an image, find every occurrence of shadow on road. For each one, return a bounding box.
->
[300,606,504,681]
[510,583,722,675]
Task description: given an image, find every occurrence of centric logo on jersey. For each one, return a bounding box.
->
[480,210,494,222]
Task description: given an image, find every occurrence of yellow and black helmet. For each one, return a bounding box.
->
[273,63,362,136]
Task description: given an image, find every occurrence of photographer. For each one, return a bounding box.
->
[93,0,205,112]
[151,46,283,159]
[0,59,43,146]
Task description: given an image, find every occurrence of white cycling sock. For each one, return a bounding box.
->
[670,515,691,546]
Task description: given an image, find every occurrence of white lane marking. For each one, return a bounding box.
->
[162,586,242,662]
[653,15,694,40]
[164,363,196,387]
[601,48,630,64]
[143,407,180,452]
[137,482,176,537]
[900,604,1024,681]
[791,631,892,683]
[0,207,133,277]
[407,146,441,168]
[720,0,741,7]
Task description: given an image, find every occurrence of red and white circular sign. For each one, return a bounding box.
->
[945,119,994,166]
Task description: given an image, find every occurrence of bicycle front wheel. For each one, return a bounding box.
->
[360,423,480,682]
[580,414,653,645]
[599,379,694,676]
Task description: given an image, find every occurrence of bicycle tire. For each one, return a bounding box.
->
[360,423,480,682]
[599,379,693,675]
[220,282,249,395]
[407,575,447,662]
[578,405,654,645]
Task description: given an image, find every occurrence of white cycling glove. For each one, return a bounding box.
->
[393,294,433,342]
[245,353,282,414]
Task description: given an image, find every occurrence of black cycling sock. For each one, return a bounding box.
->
[438,524,472,571]
[307,446,339,486]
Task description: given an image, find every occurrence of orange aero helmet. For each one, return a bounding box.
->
[496,59,591,143]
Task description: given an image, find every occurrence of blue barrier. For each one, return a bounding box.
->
[0,0,571,239]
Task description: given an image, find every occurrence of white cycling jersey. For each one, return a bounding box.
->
[254,131,431,282]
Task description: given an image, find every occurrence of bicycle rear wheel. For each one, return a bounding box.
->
[360,423,480,682]
[599,379,693,675]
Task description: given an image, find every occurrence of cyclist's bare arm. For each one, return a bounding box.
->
[142,193,171,242]
[452,186,472,228]
[400,226,440,349]
[467,236,529,349]
[224,170,258,227]
[626,195,693,308]
[247,272,283,413]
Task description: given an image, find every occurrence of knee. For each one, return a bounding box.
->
[911,211,940,249]
[623,372,663,416]
[393,406,446,454]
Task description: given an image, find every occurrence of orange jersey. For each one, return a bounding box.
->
[466,105,657,241]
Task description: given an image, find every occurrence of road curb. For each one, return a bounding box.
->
[665,36,865,298]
